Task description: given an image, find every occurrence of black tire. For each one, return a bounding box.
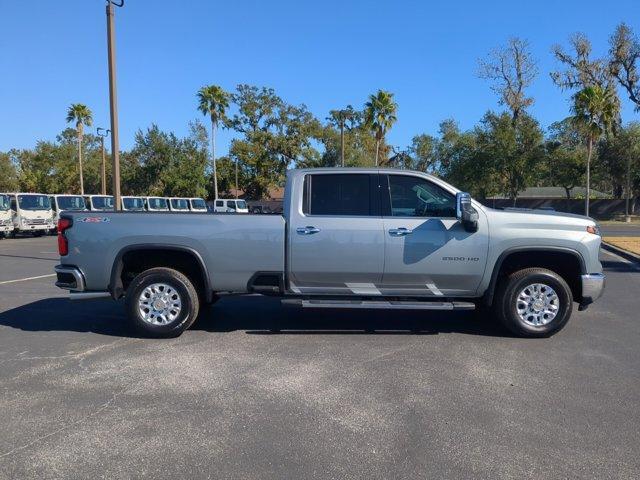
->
[125,267,200,338]
[495,268,573,338]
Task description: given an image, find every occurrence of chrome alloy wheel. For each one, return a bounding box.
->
[516,283,560,326]
[137,283,182,325]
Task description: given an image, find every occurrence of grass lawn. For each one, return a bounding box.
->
[598,219,640,225]
[604,237,640,255]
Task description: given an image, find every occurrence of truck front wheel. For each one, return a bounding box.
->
[125,267,200,338]
[495,268,573,338]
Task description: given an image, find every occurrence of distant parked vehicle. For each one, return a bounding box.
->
[168,197,190,212]
[50,195,87,232]
[5,192,54,236]
[146,197,169,212]
[188,197,208,213]
[121,196,146,212]
[85,195,114,212]
[213,199,249,213]
[0,193,14,238]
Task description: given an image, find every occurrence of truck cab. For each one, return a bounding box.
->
[188,197,208,213]
[168,198,190,212]
[8,193,54,236]
[213,198,249,213]
[121,196,146,212]
[50,194,87,232]
[146,197,170,212]
[0,193,14,238]
[85,195,114,212]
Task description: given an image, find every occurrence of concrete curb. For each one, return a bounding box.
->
[602,242,640,265]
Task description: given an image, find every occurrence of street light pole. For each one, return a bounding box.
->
[96,128,110,195]
[106,0,123,210]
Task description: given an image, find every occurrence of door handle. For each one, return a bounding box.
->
[389,227,413,237]
[296,226,320,235]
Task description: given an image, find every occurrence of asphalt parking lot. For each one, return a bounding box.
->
[0,236,639,479]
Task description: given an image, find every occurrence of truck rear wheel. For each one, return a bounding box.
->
[125,267,200,338]
[495,268,573,338]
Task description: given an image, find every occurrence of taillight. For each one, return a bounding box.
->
[57,218,72,256]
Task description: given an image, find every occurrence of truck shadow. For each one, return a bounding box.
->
[0,296,511,338]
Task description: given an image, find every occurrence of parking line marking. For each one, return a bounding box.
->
[0,274,56,285]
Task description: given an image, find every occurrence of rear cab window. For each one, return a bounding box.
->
[302,173,380,216]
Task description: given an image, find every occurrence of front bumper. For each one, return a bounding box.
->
[0,224,13,233]
[18,224,54,232]
[580,273,605,307]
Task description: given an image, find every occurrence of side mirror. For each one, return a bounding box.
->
[456,192,479,232]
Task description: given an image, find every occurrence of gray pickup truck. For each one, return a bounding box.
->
[54,168,604,338]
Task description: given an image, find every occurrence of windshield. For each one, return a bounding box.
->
[148,197,168,210]
[91,196,114,210]
[123,197,145,210]
[18,194,51,211]
[171,199,189,210]
[190,199,206,209]
[57,195,86,211]
[0,195,8,211]
[236,200,247,209]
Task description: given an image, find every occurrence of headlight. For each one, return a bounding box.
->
[21,218,28,226]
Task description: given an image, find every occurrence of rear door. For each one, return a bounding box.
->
[288,172,385,295]
[381,173,489,297]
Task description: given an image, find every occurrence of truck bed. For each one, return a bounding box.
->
[60,212,285,292]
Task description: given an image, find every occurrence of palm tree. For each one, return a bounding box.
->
[66,104,93,195]
[571,85,618,216]
[328,105,359,167]
[197,85,230,199]
[364,90,397,166]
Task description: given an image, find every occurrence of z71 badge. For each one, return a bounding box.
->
[79,217,111,223]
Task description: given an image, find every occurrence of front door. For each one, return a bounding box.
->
[288,172,385,295]
[381,174,489,297]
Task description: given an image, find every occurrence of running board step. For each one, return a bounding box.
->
[282,299,475,311]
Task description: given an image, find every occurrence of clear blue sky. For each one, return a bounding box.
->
[1,0,638,155]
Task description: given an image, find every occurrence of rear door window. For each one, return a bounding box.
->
[303,174,378,216]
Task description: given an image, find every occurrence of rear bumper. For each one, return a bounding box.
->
[54,265,111,300]
[54,265,86,291]
[580,273,605,306]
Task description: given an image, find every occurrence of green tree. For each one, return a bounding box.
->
[314,118,379,168]
[125,123,208,198]
[571,85,618,215]
[197,85,230,199]
[409,134,438,172]
[65,103,93,195]
[226,85,321,198]
[0,152,19,191]
[598,123,640,215]
[476,112,544,205]
[435,120,497,199]
[364,90,397,166]
[545,140,585,209]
